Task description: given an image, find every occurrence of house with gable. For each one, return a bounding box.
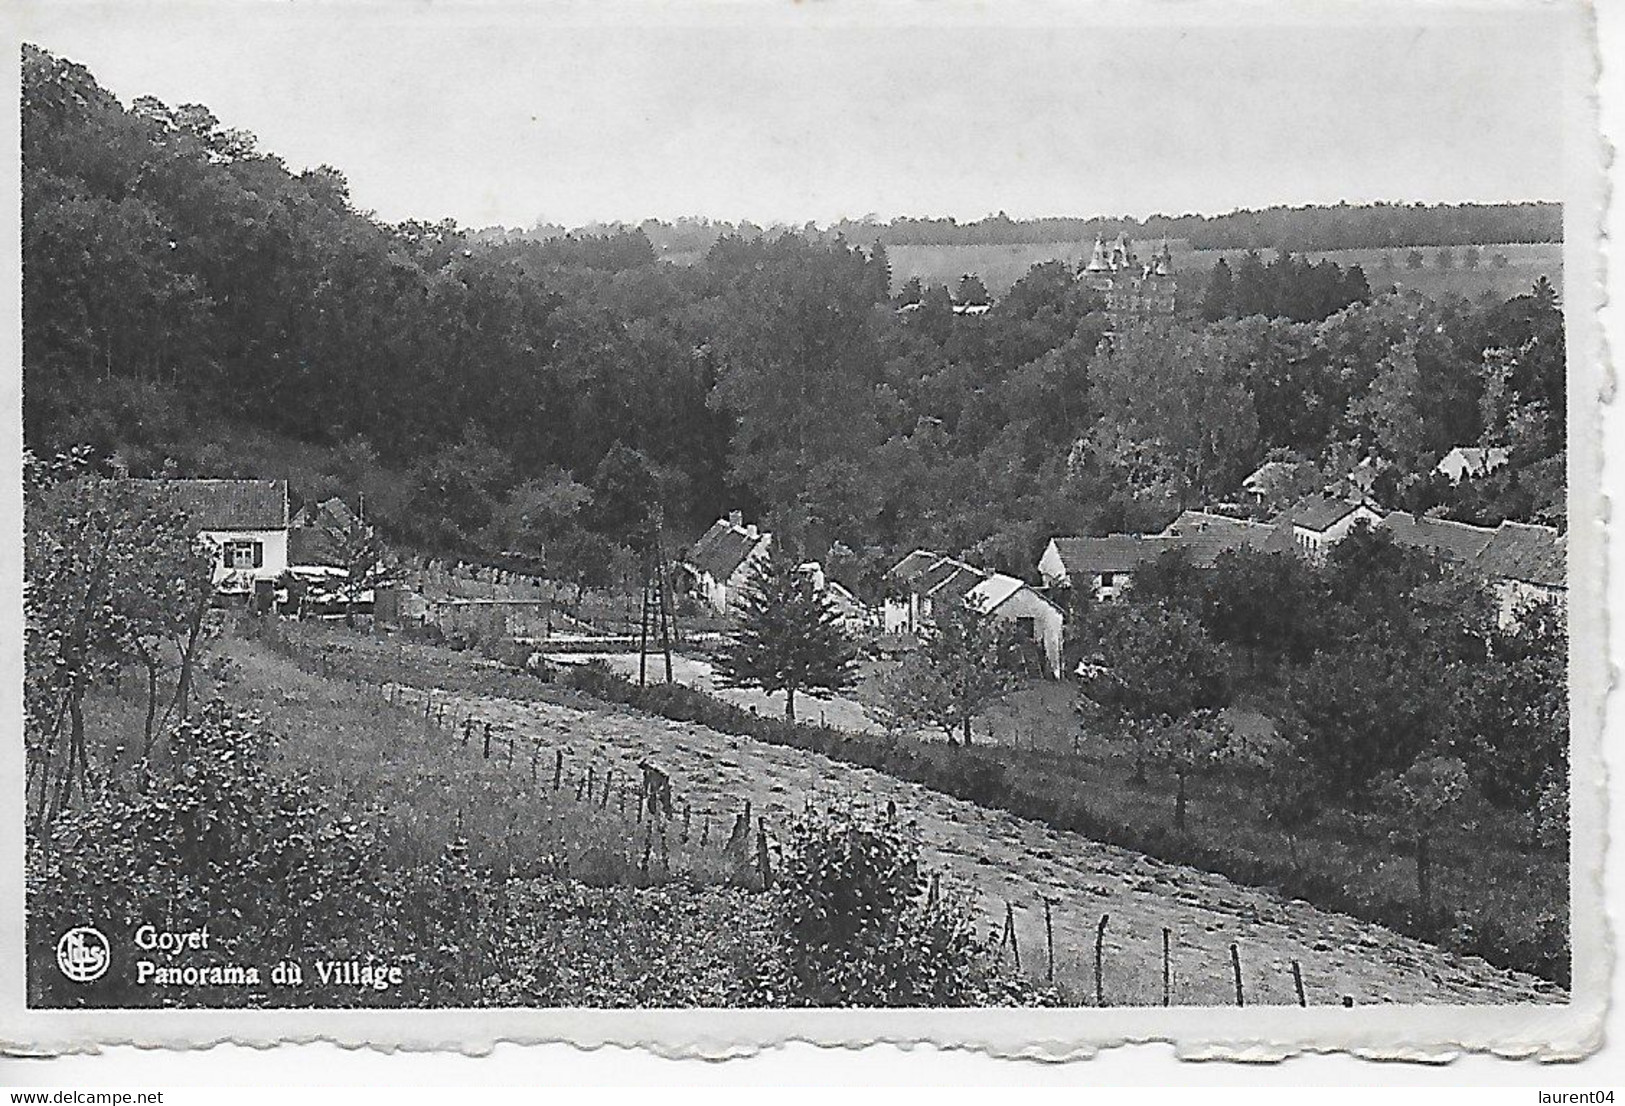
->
[1472,521,1567,627]
[682,511,772,614]
[966,572,1065,677]
[883,550,1064,677]
[1037,535,1178,600]
[134,478,289,593]
[1270,493,1384,561]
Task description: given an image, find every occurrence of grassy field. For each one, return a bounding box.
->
[886,240,1563,302]
[260,620,1564,993]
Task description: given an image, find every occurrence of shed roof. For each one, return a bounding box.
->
[131,478,288,530]
[1473,521,1566,588]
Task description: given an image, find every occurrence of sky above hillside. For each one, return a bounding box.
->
[18,1,1576,229]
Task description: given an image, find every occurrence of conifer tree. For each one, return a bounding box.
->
[716,546,858,722]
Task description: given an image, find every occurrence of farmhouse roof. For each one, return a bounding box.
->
[132,478,288,530]
[1271,493,1375,533]
[687,517,769,582]
[1382,511,1498,563]
[289,525,341,568]
[1047,535,1182,577]
[889,549,944,583]
[917,557,986,600]
[1473,521,1566,589]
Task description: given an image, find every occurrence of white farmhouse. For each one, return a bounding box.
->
[682,512,772,614]
[1270,494,1383,561]
[966,573,1065,678]
[135,478,289,593]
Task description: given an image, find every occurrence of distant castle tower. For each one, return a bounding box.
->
[1080,233,1177,327]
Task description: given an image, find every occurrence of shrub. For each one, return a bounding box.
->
[772,807,1046,1006]
[27,702,392,1007]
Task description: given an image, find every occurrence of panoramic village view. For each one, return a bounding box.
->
[22,42,1570,1009]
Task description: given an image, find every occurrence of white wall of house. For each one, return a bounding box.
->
[1292,504,1381,561]
[1037,541,1069,589]
[986,587,1065,677]
[1494,579,1566,630]
[201,527,288,588]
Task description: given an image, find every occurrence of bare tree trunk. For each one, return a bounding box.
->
[785,686,796,723]
[139,646,160,757]
[171,591,210,725]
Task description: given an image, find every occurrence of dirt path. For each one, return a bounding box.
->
[409,682,1562,1008]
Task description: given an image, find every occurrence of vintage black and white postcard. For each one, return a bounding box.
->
[0,0,1608,1062]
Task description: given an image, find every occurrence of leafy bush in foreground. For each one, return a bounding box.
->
[773,807,1048,1007]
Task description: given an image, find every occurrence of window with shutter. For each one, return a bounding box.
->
[253,541,264,568]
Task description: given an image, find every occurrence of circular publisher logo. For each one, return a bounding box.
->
[56,926,110,983]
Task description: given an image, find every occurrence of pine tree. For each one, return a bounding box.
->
[716,546,859,722]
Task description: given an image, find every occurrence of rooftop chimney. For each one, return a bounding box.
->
[728,510,743,528]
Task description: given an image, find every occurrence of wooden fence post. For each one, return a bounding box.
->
[586,765,595,802]
[701,813,711,847]
[482,722,491,760]
[756,817,773,888]
[1094,913,1109,1006]
[1161,927,1172,1007]
[682,801,691,842]
[1292,960,1307,1007]
[1004,901,1020,970]
[530,744,538,784]
[504,727,512,767]
[1230,943,1245,1007]
[1043,898,1055,984]
[462,716,471,747]
[553,750,563,792]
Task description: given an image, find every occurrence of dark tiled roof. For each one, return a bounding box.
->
[132,479,288,530]
[927,563,987,601]
[1049,535,1182,576]
[911,556,986,599]
[1473,522,1566,588]
[289,525,342,567]
[1272,493,1373,532]
[1383,511,1497,563]
[889,549,943,583]
[687,518,768,582]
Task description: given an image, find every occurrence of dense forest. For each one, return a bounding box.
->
[22,45,1565,590]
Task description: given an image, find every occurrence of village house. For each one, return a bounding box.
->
[883,552,986,633]
[965,572,1065,677]
[1039,513,1288,600]
[1472,521,1567,628]
[681,511,772,615]
[1270,493,1384,561]
[1037,535,1179,599]
[884,550,1064,677]
[135,478,289,593]
[1435,445,1511,484]
[797,561,874,635]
